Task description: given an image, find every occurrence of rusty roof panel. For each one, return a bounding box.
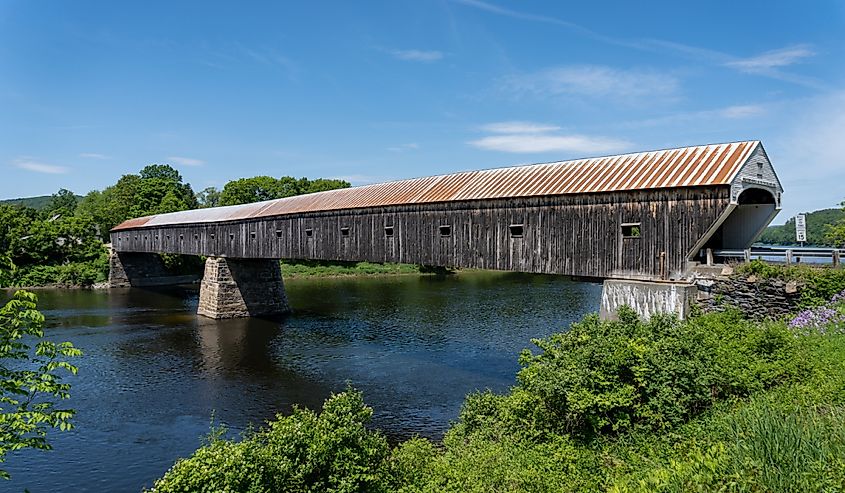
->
[112,141,762,231]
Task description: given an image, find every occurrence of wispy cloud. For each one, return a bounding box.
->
[79,152,110,159]
[13,158,69,174]
[480,121,561,133]
[455,0,821,88]
[389,49,444,62]
[387,143,420,152]
[167,156,205,167]
[470,121,631,154]
[622,104,767,128]
[727,45,815,72]
[501,65,679,103]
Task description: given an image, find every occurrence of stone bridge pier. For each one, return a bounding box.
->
[197,257,290,319]
[108,250,200,288]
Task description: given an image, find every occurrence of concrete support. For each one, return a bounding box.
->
[600,279,697,321]
[108,250,198,288]
[197,257,290,319]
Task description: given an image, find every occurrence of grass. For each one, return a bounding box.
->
[279,259,423,278]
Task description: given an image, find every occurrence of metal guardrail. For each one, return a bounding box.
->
[710,246,844,267]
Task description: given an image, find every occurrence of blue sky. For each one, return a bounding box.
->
[2,1,844,222]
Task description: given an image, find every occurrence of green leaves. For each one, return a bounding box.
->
[218,176,350,206]
[151,388,390,493]
[455,309,799,441]
[0,290,81,479]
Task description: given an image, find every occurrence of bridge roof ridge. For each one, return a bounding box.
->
[111,140,762,231]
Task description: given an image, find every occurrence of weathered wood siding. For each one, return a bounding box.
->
[111,186,731,280]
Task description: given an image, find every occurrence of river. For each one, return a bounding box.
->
[2,271,601,492]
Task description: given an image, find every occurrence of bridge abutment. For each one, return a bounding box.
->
[599,279,697,321]
[197,257,290,319]
[109,250,198,288]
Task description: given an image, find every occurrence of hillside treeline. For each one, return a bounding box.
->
[759,207,845,247]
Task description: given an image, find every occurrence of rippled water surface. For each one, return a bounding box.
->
[2,272,601,492]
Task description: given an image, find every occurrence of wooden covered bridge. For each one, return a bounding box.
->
[110,140,783,319]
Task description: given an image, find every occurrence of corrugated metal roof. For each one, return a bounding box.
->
[112,141,760,230]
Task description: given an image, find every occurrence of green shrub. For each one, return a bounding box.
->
[12,255,108,287]
[150,389,391,493]
[454,308,799,440]
[735,260,845,307]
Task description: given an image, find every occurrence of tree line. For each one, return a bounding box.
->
[759,206,845,247]
[0,164,349,287]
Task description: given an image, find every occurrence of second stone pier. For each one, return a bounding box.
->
[197,257,290,319]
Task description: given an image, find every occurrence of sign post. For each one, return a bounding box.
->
[795,213,807,247]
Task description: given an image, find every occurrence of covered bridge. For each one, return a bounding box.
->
[110,140,782,318]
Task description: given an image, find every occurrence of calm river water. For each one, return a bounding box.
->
[2,271,601,492]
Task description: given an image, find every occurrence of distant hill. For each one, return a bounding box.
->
[758,208,845,246]
[0,194,83,210]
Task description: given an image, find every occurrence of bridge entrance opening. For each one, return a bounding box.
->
[698,187,778,255]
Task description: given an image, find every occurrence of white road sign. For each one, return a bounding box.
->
[795,213,807,243]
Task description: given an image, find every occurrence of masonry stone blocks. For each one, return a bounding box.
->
[197,257,290,319]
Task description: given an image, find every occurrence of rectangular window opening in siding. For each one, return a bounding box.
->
[439,224,451,237]
[305,228,313,237]
[341,226,350,237]
[509,224,524,238]
[166,235,171,240]
[210,233,215,240]
[229,233,235,240]
[194,234,199,240]
[384,226,394,237]
[621,223,642,238]
[275,230,282,238]
[250,231,256,240]
[179,234,183,241]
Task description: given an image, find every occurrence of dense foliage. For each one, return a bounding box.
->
[217,176,350,206]
[758,206,845,246]
[0,191,107,288]
[0,291,81,479]
[735,259,845,307]
[76,164,199,235]
[151,389,390,493]
[151,295,845,491]
[826,200,845,247]
[0,163,352,287]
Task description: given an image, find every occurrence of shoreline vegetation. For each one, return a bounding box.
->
[147,276,845,492]
[0,259,450,290]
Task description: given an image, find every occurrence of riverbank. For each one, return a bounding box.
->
[150,287,845,492]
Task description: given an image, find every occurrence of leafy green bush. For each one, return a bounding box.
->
[11,256,108,287]
[150,388,391,493]
[454,308,799,440]
[735,260,845,307]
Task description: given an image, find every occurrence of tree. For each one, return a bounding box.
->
[196,187,221,208]
[0,291,81,479]
[76,165,198,233]
[306,178,351,194]
[218,176,351,206]
[140,164,182,183]
[826,200,845,247]
[45,189,78,217]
